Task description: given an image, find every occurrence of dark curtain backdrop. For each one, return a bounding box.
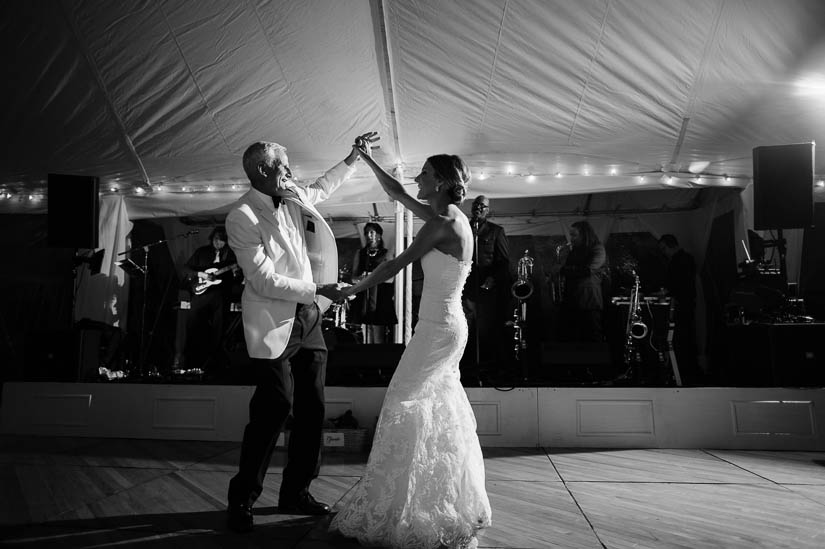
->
[0,214,75,382]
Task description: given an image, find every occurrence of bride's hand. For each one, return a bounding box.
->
[354,131,380,158]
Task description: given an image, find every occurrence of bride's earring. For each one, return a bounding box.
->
[435,185,441,192]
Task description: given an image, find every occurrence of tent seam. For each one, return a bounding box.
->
[157,2,233,154]
[58,0,151,188]
[248,0,315,142]
[568,0,612,146]
[477,0,509,132]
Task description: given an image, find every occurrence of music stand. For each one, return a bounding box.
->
[115,258,145,277]
[74,248,106,275]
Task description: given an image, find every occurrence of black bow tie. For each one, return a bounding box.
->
[271,189,298,209]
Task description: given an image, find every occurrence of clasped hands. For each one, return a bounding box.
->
[317,282,355,303]
[353,131,380,158]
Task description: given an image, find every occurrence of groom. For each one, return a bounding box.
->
[225,138,364,532]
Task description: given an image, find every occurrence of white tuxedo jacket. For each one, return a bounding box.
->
[226,161,355,359]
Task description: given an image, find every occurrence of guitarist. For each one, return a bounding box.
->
[174,227,240,377]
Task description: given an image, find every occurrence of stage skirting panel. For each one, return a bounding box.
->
[1,383,823,450]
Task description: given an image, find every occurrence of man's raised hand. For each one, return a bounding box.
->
[354,132,380,158]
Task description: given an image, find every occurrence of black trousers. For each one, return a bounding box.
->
[228,302,327,507]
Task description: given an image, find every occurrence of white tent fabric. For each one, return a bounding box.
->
[74,195,133,328]
[1,0,824,223]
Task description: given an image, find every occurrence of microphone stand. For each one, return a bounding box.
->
[117,230,198,379]
[471,218,481,382]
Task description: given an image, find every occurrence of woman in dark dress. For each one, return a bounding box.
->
[559,220,607,342]
[351,222,398,343]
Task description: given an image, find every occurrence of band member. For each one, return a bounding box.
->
[462,195,510,382]
[350,222,397,343]
[658,234,699,383]
[173,227,239,376]
[559,220,606,342]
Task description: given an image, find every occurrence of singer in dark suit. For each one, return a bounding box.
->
[462,195,510,382]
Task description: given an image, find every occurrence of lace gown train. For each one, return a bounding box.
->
[330,249,492,548]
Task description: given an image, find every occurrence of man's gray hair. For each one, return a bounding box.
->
[242,141,286,181]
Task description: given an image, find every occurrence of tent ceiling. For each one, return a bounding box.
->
[2,0,824,219]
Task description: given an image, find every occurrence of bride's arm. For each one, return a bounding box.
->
[343,219,443,297]
[357,151,434,221]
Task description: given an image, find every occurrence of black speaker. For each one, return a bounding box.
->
[47,173,100,248]
[752,143,814,230]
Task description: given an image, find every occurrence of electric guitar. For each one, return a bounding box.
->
[192,264,237,295]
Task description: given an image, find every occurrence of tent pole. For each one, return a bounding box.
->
[393,194,404,344]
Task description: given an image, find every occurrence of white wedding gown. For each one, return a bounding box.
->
[330,248,492,548]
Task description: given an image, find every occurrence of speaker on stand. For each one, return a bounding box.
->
[752,143,815,283]
[47,174,100,249]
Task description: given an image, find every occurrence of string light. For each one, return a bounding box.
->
[555,172,562,178]
[610,168,617,176]
[526,174,535,183]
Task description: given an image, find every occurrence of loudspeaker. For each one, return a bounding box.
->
[753,143,814,230]
[47,173,99,248]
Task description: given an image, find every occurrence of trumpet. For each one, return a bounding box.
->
[511,249,534,301]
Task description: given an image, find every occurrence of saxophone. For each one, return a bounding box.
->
[624,270,648,365]
[511,249,534,301]
[551,242,569,303]
[510,250,534,360]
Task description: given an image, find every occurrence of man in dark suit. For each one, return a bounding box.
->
[659,234,699,383]
[463,195,510,382]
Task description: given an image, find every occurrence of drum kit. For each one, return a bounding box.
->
[322,266,363,347]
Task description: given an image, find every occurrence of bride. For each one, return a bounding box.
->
[329,133,492,548]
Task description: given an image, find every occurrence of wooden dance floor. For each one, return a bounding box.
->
[1,436,824,548]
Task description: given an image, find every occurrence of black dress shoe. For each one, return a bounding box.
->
[279,492,331,515]
[227,503,253,532]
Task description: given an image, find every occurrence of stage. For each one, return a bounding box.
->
[2,382,824,450]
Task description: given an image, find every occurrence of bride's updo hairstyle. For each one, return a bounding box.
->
[428,154,470,205]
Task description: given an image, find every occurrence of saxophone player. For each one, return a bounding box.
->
[558,220,607,342]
